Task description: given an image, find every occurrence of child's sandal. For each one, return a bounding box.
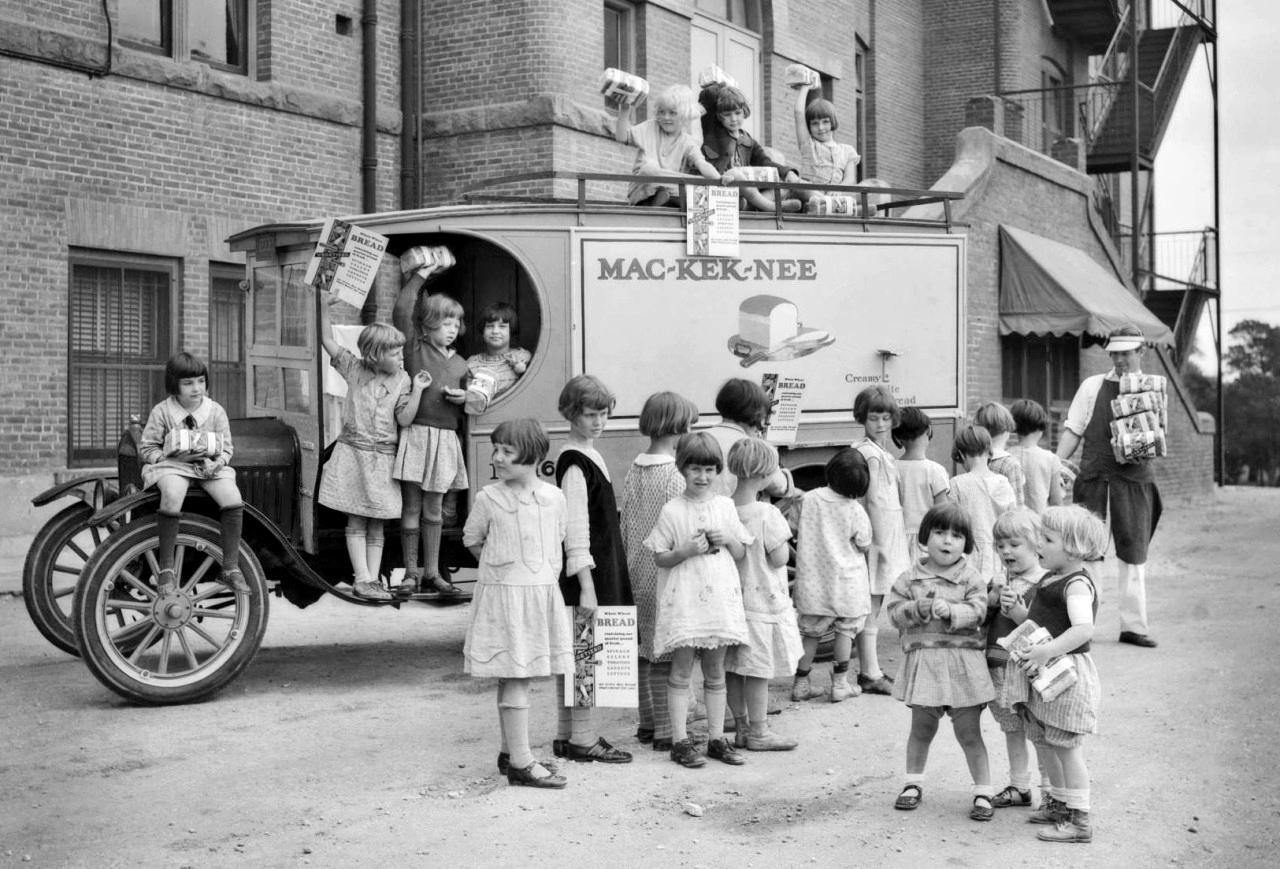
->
[426,574,461,595]
[969,795,995,821]
[894,784,922,810]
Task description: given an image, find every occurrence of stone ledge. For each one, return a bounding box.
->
[422,94,614,139]
[1,20,401,134]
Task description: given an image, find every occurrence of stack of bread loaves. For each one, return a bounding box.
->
[599,68,649,105]
[1109,373,1168,463]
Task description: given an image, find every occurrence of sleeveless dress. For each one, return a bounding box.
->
[855,439,911,596]
[555,449,633,607]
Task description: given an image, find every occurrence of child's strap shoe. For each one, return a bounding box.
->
[969,794,995,821]
[894,784,922,810]
[991,784,1033,807]
[352,578,392,601]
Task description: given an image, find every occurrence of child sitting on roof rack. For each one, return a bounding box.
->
[792,79,860,204]
[699,83,802,213]
[614,84,721,208]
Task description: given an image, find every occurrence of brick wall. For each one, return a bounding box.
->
[0,0,402,487]
[868,0,925,187]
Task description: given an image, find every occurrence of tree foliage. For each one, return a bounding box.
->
[1223,320,1280,481]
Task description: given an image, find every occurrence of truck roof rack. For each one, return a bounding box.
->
[458,171,965,231]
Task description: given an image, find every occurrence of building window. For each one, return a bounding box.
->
[68,252,178,466]
[1001,334,1081,446]
[695,0,760,32]
[854,38,867,181]
[691,2,762,136]
[1040,58,1072,151]
[604,1,635,72]
[119,0,252,74]
[210,263,247,419]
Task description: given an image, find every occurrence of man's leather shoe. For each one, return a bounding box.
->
[1119,631,1158,648]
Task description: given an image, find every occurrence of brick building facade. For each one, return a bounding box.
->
[0,0,1213,533]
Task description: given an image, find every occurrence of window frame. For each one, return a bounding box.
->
[854,37,868,181]
[66,250,181,467]
[209,262,248,419]
[118,0,255,76]
[1001,333,1081,447]
[604,0,636,73]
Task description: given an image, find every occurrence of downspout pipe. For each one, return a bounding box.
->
[361,0,379,213]
[400,0,420,210]
[359,0,379,325]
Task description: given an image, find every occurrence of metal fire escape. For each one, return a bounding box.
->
[1050,0,1218,363]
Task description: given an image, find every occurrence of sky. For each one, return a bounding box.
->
[1154,0,1278,369]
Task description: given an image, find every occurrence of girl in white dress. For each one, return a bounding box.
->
[645,432,751,769]
[725,438,803,750]
[615,84,720,207]
[853,385,911,694]
[462,419,574,789]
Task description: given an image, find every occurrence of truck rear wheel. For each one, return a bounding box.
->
[73,513,269,705]
[23,502,103,656]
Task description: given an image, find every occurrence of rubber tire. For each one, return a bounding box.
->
[73,513,269,706]
[22,502,99,656]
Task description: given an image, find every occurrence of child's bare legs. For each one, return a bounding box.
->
[735,673,796,750]
[741,187,802,213]
[905,706,940,775]
[857,595,892,692]
[1005,731,1033,793]
[1036,742,1092,840]
[791,631,830,700]
[830,631,857,702]
[952,705,994,819]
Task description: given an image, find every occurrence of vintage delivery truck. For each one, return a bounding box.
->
[24,175,967,704]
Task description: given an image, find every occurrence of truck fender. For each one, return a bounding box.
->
[32,474,119,510]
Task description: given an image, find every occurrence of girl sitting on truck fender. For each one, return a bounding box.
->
[614,84,720,208]
[316,291,428,600]
[392,282,475,596]
[139,352,249,595]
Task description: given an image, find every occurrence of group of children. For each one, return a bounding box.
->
[614,73,858,212]
[139,291,1100,841]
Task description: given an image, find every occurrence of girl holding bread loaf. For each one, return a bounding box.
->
[614,84,721,208]
[792,77,860,196]
[316,291,429,601]
[138,351,249,595]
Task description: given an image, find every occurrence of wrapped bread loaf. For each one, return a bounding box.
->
[1118,373,1167,395]
[784,63,820,89]
[465,369,498,416]
[1110,391,1167,429]
[697,64,738,89]
[806,195,858,216]
[1111,430,1167,463]
[163,429,220,458]
[724,166,779,184]
[1109,409,1162,439]
[400,245,456,277]
[599,68,649,105]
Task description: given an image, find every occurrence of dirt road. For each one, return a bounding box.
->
[2,488,1278,868]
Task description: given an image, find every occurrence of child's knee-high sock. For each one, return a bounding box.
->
[157,511,181,571]
[668,673,692,742]
[345,525,370,582]
[219,505,243,570]
[746,677,770,736]
[496,691,509,754]
[726,672,748,733]
[650,661,672,741]
[421,520,443,578]
[498,679,533,769]
[365,521,385,582]
[704,677,727,741]
[857,625,883,679]
[637,658,654,731]
[555,673,572,740]
[400,523,420,575]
